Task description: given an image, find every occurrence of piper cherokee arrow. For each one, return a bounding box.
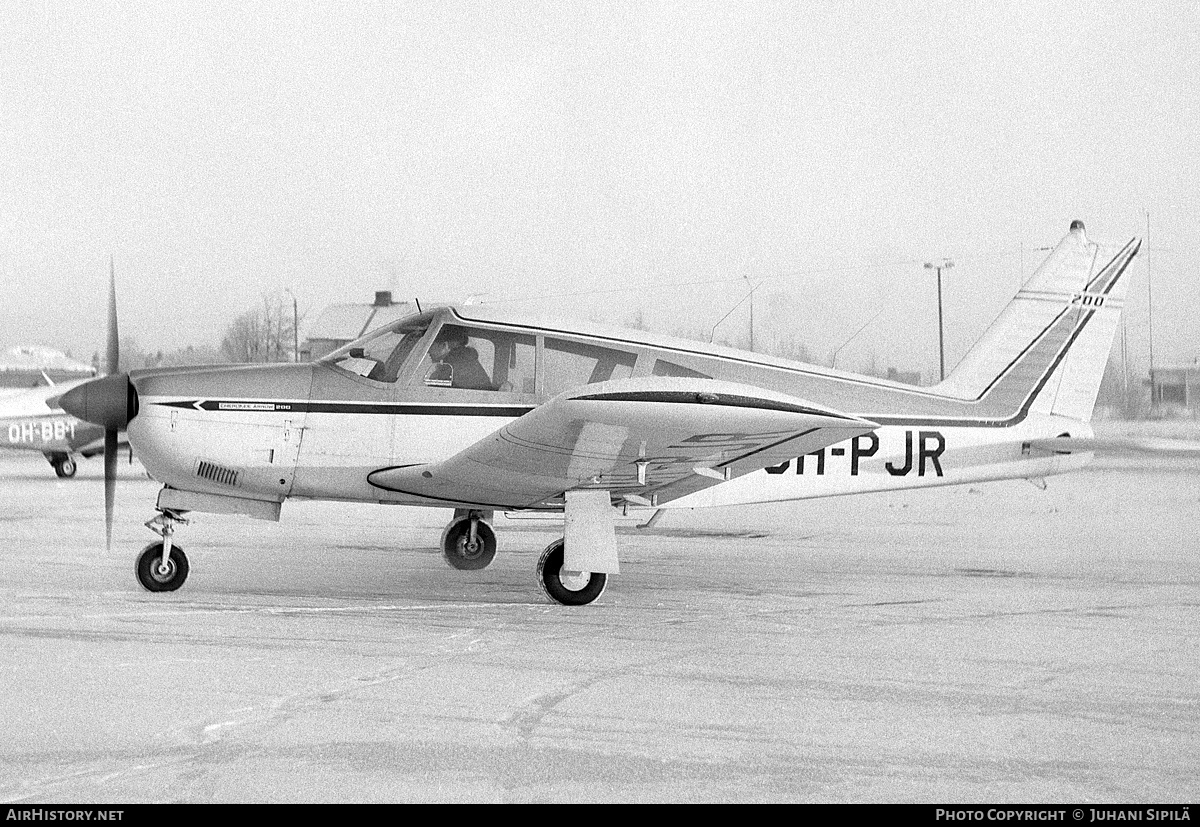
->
[62,222,1139,605]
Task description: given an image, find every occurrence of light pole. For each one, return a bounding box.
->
[924,259,954,381]
[284,288,299,362]
[744,273,757,352]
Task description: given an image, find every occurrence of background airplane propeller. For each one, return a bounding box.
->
[60,257,139,549]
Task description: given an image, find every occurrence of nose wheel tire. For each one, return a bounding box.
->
[50,455,77,478]
[136,542,190,592]
[441,516,497,570]
[537,539,607,606]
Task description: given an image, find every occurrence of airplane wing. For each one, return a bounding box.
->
[368,377,878,509]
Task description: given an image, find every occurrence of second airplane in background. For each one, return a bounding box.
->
[0,378,124,478]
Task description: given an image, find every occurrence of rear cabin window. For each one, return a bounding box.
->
[542,338,636,397]
[651,359,711,379]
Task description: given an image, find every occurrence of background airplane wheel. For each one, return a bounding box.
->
[537,539,607,606]
[50,454,77,478]
[441,517,496,570]
[135,543,189,592]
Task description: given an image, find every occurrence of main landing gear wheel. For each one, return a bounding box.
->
[441,515,497,570]
[50,454,77,478]
[537,539,607,606]
[136,542,189,592]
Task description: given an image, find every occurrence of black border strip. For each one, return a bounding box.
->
[155,400,535,417]
[571,390,849,419]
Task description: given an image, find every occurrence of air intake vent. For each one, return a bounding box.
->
[196,459,240,487]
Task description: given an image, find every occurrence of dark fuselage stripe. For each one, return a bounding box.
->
[572,391,846,419]
[154,400,535,417]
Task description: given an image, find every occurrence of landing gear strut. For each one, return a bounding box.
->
[441,509,496,570]
[537,539,607,606]
[137,510,190,592]
[46,452,77,478]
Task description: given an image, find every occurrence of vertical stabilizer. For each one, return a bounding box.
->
[935,222,1139,422]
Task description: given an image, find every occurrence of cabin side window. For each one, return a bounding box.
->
[327,322,429,383]
[542,338,637,398]
[410,324,536,393]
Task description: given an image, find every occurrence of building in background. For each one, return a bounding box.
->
[885,367,923,386]
[0,346,97,389]
[299,291,420,362]
[1147,364,1199,416]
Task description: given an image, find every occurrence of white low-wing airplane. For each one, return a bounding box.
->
[0,378,115,477]
[63,222,1142,605]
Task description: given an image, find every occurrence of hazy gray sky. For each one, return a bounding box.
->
[2,1,1196,379]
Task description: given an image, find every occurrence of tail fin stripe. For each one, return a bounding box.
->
[1086,238,1140,294]
[869,236,1140,428]
[987,241,1139,404]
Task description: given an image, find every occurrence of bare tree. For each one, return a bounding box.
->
[220,292,300,364]
[152,344,229,368]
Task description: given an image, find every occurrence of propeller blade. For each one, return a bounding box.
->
[104,428,118,551]
[107,256,119,375]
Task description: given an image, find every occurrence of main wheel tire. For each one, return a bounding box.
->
[441,517,497,570]
[52,455,77,478]
[135,543,189,592]
[537,539,607,606]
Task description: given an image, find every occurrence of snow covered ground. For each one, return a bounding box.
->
[0,433,1196,803]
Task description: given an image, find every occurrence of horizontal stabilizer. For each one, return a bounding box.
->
[1025,436,1200,457]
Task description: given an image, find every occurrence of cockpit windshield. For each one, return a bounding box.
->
[321,320,431,383]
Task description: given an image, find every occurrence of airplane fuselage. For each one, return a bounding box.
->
[127,358,1093,515]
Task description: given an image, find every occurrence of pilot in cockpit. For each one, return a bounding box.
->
[428,327,494,390]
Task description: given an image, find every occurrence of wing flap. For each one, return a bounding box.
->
[369,377,877,508]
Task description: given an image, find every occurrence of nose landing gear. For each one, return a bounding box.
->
[136,510,190,592]
[45,452,77,478]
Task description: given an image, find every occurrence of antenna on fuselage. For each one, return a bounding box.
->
[831,307,886,369]
[709,280,758,345]
[414,297,422,313]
